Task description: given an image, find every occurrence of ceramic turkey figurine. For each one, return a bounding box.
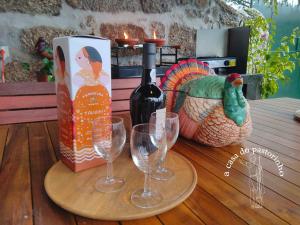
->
[160,59,252,147]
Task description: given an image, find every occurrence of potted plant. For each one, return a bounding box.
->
[244,8,300,98]
[37,58,54,82]
[35,37,54,82]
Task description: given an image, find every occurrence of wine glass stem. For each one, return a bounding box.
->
[143,172,151,195]
[159,147,169,171]
[160,160,165,170]
[106,160,114,182]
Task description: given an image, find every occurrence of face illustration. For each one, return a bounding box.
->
[75,49,92,71]
[55,52,61,73]
[55,47,65,78]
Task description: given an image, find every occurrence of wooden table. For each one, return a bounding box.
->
[0,98,300,225]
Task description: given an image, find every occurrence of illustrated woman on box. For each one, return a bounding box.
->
[55,46,73,149]
[74,46,111,150]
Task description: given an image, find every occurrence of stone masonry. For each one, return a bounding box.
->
[0,0,249,81]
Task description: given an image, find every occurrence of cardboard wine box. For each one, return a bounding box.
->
[53,36,111,172]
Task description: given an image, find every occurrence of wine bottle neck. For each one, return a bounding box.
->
[141,69,156,85]
[141,43,156,86]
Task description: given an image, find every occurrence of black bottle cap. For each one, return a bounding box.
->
[143,43,156,69]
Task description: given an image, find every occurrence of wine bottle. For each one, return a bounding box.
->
[130,43,166,126]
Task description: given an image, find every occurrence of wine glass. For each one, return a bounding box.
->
[92,116,126,193]
[150,112,179,180]
[130,123,166,208]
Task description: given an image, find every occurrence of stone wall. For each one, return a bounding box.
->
[0,0,248,81]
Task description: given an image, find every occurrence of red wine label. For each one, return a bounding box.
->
[155,108,166,139]
[150,69,156,83]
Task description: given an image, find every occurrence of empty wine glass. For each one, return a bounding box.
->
[150,112,179,180]
[92,116,126,193]
[130,123,166,208]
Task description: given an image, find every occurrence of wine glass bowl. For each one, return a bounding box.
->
[92,116,126,193]
[150,112,179,181]
[130,123,165,208]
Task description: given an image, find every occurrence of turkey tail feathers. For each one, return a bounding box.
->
[160,59,210,111]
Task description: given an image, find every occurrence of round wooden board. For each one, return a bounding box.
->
[44,145,197,221]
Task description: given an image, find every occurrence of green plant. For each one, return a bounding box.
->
[40,58,54,82]
[245,9,300,98]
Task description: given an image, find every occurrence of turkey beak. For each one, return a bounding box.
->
[233,78,243,87]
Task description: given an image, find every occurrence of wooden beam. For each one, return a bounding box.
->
[0,95,57,110]
[0,108,57,125]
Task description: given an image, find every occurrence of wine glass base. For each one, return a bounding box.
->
[131,189,163,208]
[95,176,125,193]
[151,167,174,181]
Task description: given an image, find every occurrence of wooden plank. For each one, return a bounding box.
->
[250,102,297,114]
[0,95,57,110]
[279,97,300,102]
[112,100,130,112]
[76,216,119,225]
[251,97,300,104]
[174,141,299,224]
[0,82,55,96]
[223,146,300,193]
[112,78,141,89]
[250,103,297,116]
[239,141,300,186]
[261,97,300,106]
[158,204,205,225]
[246,140,300,173]
[0,124,33,225]
[180,138,300,205]
[113,110,130,115]
[27,122,77,225]
[112,77,161,90]
[45,121,60,160]
[251,113,300,132]
[0,108,57,125]
[252,119,300,139]
[251,99,299,112]
[253,122,300,143]
[0,79,157,95]
[122,217,162,225]
[249,134,300,161]
[0,125,8,168]
[112,89,133,101]
[277,98,300,106]
[185,186,247,225]
[251,105,297,122]
[0,78,160,96]
[251,108,300,126]
[253,128,300,151]
[252,109,297,123]
[0,98,131,126]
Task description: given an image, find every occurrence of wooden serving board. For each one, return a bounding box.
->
[44,144,197,221]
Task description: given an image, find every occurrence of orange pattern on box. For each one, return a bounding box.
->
[73,84,111,150]
[57,83,73,149]
[54,38,112,172]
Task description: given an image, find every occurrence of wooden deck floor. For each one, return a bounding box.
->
[0,98,299,225]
